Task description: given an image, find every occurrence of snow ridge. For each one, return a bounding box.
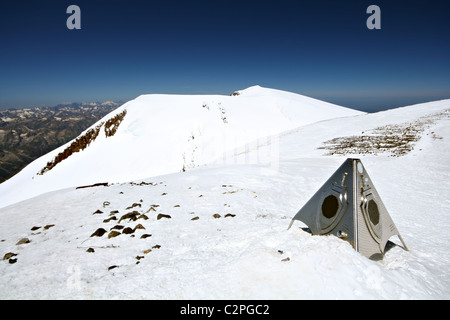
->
[0,86,362,209]
[320,108,450,156]
[0,96,450,299]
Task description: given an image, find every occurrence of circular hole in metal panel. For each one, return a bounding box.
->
[368,199,380,225]
[322,195,339,219]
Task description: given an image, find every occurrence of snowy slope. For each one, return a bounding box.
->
[0,97,449,299]
[0,86,362,209]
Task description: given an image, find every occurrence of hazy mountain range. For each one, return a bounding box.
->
[0,101,121,182]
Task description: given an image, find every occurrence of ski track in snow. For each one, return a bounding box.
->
[0,89,449,299]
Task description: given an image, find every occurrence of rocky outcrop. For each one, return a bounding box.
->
[38,110,127,175]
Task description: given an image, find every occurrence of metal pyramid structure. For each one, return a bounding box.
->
[289,158,408,260]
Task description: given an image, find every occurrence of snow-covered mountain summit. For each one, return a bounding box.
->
[0,96,449,299]
[0,86,362,209]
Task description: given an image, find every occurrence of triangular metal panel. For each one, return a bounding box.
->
[289,158,408,259]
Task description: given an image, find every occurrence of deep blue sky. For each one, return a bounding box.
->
[0,0,449,112]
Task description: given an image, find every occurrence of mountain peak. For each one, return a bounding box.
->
[0,87,363,209]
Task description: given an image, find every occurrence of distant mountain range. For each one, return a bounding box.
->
[0,101,122,182]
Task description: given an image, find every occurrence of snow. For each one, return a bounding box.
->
[0,87,449,299]
[0,85,362,210]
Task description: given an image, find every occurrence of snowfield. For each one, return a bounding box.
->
[0,86,362,210]
[0,87,449,299]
